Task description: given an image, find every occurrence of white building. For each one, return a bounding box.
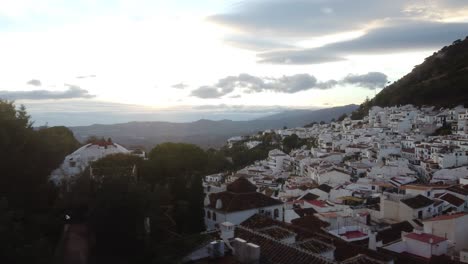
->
[267,149,290,173]
[50,141,130,183]
[384,231,449,259]
[204,177,283,230]
[423,213,468,252]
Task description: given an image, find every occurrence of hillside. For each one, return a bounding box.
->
[69,105,357,149]
[352,36,468,119]
[256,104,358,125]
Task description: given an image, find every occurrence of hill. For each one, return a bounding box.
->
[352,36,468,119]
[256,104,358,125]
[69,105,357,149]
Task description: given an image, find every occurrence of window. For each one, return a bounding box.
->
[213,212,217,221]
[207,211,211,219]
[69,161,76,167]
[428,207,432,212]
[418,210,423,219]
[274,209,279,218]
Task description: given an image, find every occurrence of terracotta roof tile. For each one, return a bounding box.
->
[208,191,282,212]
[227,177,257,193]
[401,195,434,209]
[438,193,465,207]
[423,212,467,222]
[405,232,446,244]
[235,226,333,264]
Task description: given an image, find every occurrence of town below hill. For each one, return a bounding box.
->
[198,103,468,264]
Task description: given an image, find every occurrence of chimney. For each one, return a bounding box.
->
[368,231,377,251]
[233,238,248,263]
[209,240,225,259]
[233,238,261,264]
[220,222,235,240]
[245,243,261,264]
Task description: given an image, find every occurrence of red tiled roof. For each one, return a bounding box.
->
[405,232,446,244]
[423,212,467,222]
[342,231,368,240]
[438,193,465,207]
[448,185,468,196]
[226,177,257,193]
[308,200,328,208]
[401,195,434,209]
[235,226,332,264]
[208,191,282,212]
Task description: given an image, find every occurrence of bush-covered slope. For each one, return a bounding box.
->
[352,36,468,119]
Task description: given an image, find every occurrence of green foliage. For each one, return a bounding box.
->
[221,142,275,170]
[65,142,229,262]
[282,134,317,153]
[337,113,348,121]
[282,134,302,153]
[89,176,151,255]
[304,121,317,128]
[351,36,468,118]
[351,98,373,120]
[0,100,78,263]
[432,124,452,136]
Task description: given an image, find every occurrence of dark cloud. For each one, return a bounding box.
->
[27,79,42,86]
[259,21,468,64]
[342,72,388,89]
[171,83,188,89]
[191,72,388,98]
[0,85,95,100]
[190,86,230,99]
[209,0,407,37]
[210,0,468,64]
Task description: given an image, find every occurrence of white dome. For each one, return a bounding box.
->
[50,142,130,183]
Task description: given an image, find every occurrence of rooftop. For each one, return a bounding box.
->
[405,232,446,245]
[438,193,465,207]
[423,212,467,222]
[401,195,434,209]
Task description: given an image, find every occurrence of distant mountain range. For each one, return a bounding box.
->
[69,104,358,149]
[352,36,468,119]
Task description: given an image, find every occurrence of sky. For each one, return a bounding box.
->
[0,0,467,126]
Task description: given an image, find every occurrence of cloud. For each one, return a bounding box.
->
[190,86,230,99]
[209,0,408,37]
[0,85,95,100]
[190,72,388,98]
[342,72,388,89]
[27,79,42,86]
[210,0,468,38]
[223,35,295,51]
[259,21,468,64]
[171,83,188,89]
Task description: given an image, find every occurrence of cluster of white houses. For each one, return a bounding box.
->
[198,105,468,264]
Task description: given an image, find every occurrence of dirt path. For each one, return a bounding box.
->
[62,224,89,264]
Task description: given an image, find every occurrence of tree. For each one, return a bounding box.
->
[0,100,76,263]
[337,113,348,121]
[282,134,301,153]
